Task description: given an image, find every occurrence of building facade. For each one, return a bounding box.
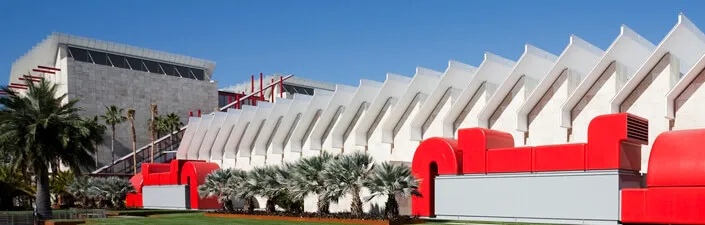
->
[171,14,705,214]
[7,33,218,168]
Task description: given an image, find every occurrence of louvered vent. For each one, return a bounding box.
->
[626,115,648,143]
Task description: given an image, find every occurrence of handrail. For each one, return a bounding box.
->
[92,74,294,174]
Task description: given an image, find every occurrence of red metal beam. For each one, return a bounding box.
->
[259,73,264,98]
[23,75,43,79]
[19,77,41,83]
[270,78,275,102]
[8,85,27,90]
[32,69,55,74]
[10,83,28,87]
[37,66,61,71]
[280,76,284,98]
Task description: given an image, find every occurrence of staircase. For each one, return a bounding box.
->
[92,74,293,175]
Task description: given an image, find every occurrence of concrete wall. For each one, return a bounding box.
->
[488,76,538,146]
[570,63,628,143]
[620,54,679,172]
[674,68,705,130]
[67,59,217,167]
[526,70,581,145]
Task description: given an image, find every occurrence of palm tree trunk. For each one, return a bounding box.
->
[34,163,52,220]
[266,198,276,213]
[317,195,330,214]
[351,186,363,217]
[385,194,399,219]
[130,120,137,174]
[111,125,116,168]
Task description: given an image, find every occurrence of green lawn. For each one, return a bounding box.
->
[86,212,370,225]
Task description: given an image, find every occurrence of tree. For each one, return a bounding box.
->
[365,162,421,219]
[148,104,158,163]
[0,79,100,219]
[228,169,257,213]
[126,109,137,174]
[163,113,183,151]
[199,168,236,211]
[50,170,74,208]
[0,164,35,209]
[322,151,375,217]
[290,151,335,214]
[100,105,126,167]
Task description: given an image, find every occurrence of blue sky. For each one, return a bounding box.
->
[1,1,704,88]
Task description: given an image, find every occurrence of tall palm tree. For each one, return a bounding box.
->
[199,168,236,211]
[322,151,375,217]
[126,109,137,174]
[148,104,158,162]
[365,162,421,219]
[0,79,99,219]
[228,169,256,213]
[100,105,126,166]
[290,151,335,214]
[163,113,183,151]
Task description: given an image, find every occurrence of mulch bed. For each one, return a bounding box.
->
[205,212,425,225]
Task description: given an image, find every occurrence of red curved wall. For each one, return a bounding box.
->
[410,137,462,217]
[180,161,221,210]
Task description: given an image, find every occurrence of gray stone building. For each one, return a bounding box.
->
[7,33,218,168]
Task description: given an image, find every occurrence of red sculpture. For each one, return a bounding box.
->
[411,113,648,217]
[125,159,221,209]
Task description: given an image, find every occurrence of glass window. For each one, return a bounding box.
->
[176,66,192,79]
[191,69,205,80]
[90,51,109,66]
[160,63,176,77]
[107,53,126,68]
[143,60,159,73]
[127,57,145,72]
[68,47,90,63]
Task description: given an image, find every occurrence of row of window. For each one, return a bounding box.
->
[67,46,207,81]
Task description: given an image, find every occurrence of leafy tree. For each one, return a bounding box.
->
[50,170,75,207]
[365,162,421,219]
[148,104,158,162]
[0,80,99,219]
[100,105,126,166]
[199,168,236,211]
[163,113,183,151]
[322,151,375,217]
[0,164,35,209]
[290,151,335,214]
[86,116,106,168]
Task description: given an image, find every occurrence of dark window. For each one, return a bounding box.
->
[175,66,192,79]
[107,53,126,68]
[143,60,159,73]
[90,51,109,66]
[127,57,145,72]
[191,69,206,80]
[160,63,176,77]
[68,47,90,63]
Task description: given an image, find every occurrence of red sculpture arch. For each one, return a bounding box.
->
[180,161,221,209]
[410,137,462,217]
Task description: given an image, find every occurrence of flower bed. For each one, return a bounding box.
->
[204,211,424,225]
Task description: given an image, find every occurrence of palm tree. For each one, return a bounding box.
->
[163,113,183,151]
[199,168,236,211]
[100,105,126,166]
[67,176,91,208]
[290,151,335,214]
[365,162,421,219]
[228,169,256,213]
[322,151,375,217]
[148,104,158,162]
[50,170,74,208]
[0,79,99,219]
[126,109,137,174]
[0,164,35,209]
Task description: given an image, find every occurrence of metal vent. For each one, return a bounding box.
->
[626,115,648,143]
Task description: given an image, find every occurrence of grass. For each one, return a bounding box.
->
[87,212,371,225]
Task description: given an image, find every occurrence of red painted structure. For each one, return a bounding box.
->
[412,112,705,224]
[125,159,221,209]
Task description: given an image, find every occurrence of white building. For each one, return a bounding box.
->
[104,13,705,213]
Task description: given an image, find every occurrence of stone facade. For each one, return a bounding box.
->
[67,59,217,167]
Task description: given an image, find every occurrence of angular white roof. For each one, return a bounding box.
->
[442,52,516,138]
[237,102,274,157]
[176,117,202,159]
[666,53,705,119]
[210,109,241,160]
[223,105,257,159]
[354,73,412,146]
[611,13,705,113]
[516,35,604,132]
[308,85,357,150]
[477,45,558,128]
[409,60,477,141]
[270,94,313,154]
[286,90,334,153]
[253,98,293,156]
[198,112,228,160]
[560,25,656,128]
[380,67,443,143]
[329,80,383,148]
[186,114,214,159]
